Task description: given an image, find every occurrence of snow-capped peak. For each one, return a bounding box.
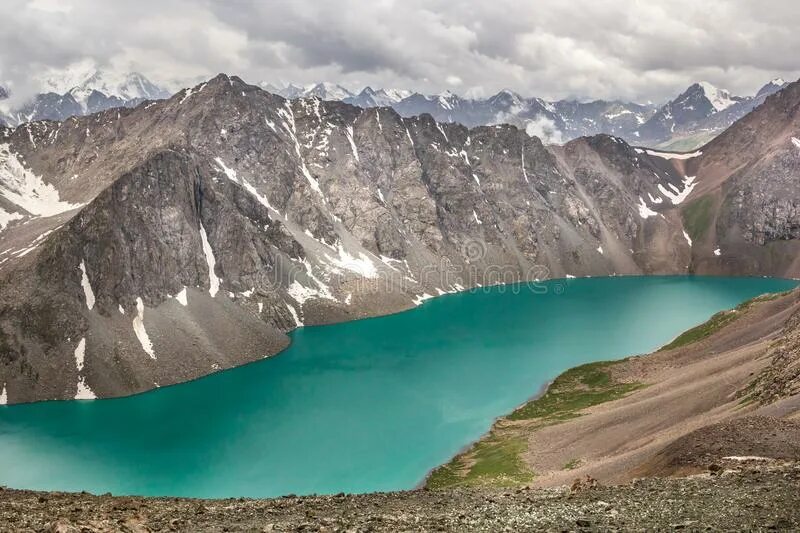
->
[74,71,167,103]
[352,87,410,105]
[489,89,523,106]
[305,82,353,101]
[376,88,411,103]
[696,81,737,112]
[756,78,789,99]
[40,63,169,110]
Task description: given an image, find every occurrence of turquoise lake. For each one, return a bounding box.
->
[0,276,797,498]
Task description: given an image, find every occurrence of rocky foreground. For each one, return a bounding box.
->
[2,462,798,532]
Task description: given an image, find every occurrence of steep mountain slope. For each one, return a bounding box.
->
[0,74,797,404]
[679,79,800,276]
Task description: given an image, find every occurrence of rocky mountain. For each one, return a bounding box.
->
[679,78,800,276]
[0,71,170,126]
[0,74,797,404]
[636,79,790,150]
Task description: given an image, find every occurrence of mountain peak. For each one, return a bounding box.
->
[305,82,353,101]
[756,78,789,99]
[65,69,170,109]
[489,89,523,105]
[695,81,737,111]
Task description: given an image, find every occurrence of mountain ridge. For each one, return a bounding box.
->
[267,77,791,149]
[0,73,798,404]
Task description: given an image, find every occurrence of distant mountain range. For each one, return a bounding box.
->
[0,74,790,150]
[261,78,790,149]
[0,70,170,126]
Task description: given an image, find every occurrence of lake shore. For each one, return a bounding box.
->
[426,289,800,489]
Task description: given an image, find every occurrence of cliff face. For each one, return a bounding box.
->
[0,75,798,403]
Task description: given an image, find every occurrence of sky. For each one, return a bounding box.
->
[2,0,799,104]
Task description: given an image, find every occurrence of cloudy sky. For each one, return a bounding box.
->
[2,0,799,103]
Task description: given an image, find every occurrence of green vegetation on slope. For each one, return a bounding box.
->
[654,131,719,152]
[681,195,715,242]
[660,310,740,351]
[426,435,533,489]
[507,361,644,422]
[660,292,789,352]
[426,361,643,489]
[428,291,792,490]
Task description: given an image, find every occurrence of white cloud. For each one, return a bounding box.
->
[0,0,798,103]
[525,116,564,145]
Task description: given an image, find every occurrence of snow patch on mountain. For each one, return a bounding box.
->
[79,260,95,310]
[199,223,220,297]
[638,148,702,160]
[286,303,303,327]
[0,144,83,217]
[132,297,155,360]
[657,176,696,205]
[323,243,378,278]
[0,207,23,232]
[74,337,87,372]
[638,197,658,219]
[75,375,96,400]
[174,287,188,306]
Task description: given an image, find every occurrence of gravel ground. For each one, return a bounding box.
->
[2,462,798,532]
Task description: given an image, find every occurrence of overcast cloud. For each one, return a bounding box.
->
[2,0,799,103]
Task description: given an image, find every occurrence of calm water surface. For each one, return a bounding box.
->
[0,276,796,498]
